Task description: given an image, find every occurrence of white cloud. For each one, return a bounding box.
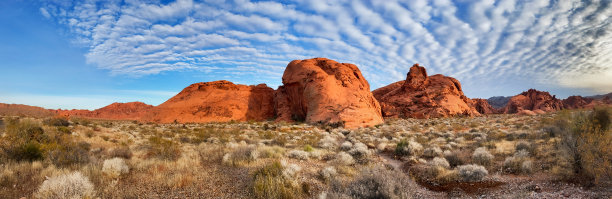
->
[40,7,51,18]
[40,0,612,97]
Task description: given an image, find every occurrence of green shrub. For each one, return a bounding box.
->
[395,139,423,157]
[551,108,612,184]
[303,145,314,152]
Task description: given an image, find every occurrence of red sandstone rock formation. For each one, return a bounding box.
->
[501,89,563,114]
[470,98,497,114]
[562,96,594,109]
[373,64,480,118]
[0,103,55,118]
[56,102,153,121]
[146,80,275,123]
[275,58,383,129]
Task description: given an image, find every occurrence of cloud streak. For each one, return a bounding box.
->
[41,0,612,97]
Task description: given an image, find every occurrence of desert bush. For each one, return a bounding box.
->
[147,135,181,161]
[287,150,309,160]
[503,150,531,174]
[430,157,450,169]
[348,142,371,164]
[252,161,302,199]
[317,136,337,150]
[70,117,91,126]
[395,139,423,157]
[521,160,533,174]
[108,147,132,159]
[34,171,95,199]
[444,150,465,168]
[43,117,70,127]
[332,152,355,166]
[457,164,488,182]
[515,140,534,154]
[1,119,87,165]
[552,108,612,184]
[319,166,337,182]
[472,147,494,166]
[339,141,352,151]
[423,146,443,158]
[327,166,418,198]
[102,158,129,178]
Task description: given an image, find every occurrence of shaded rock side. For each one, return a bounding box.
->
[274,58,383,129]
[470,98,498,114]
[501,89,564,114]
[147,80,275,123]
[56,102,154,121]
[373,64,480,118]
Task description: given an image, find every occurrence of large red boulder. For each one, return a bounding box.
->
[275,58,383,129]
[373,64,480,118]
[501,89,563,114]
[147,80,275,123]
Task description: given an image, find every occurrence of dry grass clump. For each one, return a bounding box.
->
[102,158,129,178]
[223,145,259,166]
[423,146,443,158]
[256,146,285,159]
[472,147,494,166]
[395,139,423,157]
[326,166,418,198]
[34,171,95,199]
[287,149,309,160]
[146,135,181,161]
[107,147,132,159]
[503,150,532,174]
[457,164,488,182]
[252,161,303,199]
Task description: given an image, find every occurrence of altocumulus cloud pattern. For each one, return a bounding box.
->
[40,0,612,96]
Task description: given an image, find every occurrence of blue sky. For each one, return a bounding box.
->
[0,0,611,110]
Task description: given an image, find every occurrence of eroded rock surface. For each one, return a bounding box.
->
[501,89,563,114]
[373,64,480,118]
[147,80,275,123]
[275,58,383,129]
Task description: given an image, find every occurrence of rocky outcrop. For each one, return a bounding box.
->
[0,103,55,118]
[501,89,563,114]
[275,58,383,129]
[470,98,497,114]
[562,96,594,109]
[56,102,154,120]
[147,80,275,123]
[373,64,480,118]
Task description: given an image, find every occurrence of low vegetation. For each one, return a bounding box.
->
[0,108,610,198]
